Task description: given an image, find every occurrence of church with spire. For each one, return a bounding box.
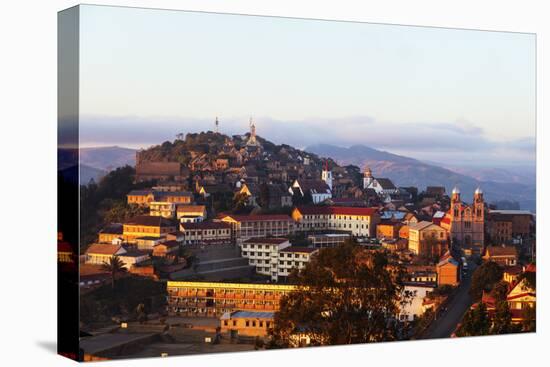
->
[440,186,485,250]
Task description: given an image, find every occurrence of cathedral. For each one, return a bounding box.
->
[440,186,485,249]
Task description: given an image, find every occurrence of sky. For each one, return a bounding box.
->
[77,5,536,167]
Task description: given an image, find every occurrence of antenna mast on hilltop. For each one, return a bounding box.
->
[215,116,219,133]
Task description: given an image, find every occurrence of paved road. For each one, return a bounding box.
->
[421,261,477,339]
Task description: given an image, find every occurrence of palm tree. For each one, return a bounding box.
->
[101,256,127,289]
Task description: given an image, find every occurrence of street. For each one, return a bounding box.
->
[421,261,477,339]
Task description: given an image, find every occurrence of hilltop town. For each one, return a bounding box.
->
[58,120,536,360]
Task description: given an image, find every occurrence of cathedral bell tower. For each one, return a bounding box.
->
[474,187,484,220]
[450,186,461,219]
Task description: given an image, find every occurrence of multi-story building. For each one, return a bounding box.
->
[277,247,319,281]
[436,254,460,286]
[308,233,351,248]
[84,243,149,268]
[135,158,187,183]
[176,205,207,223]
[98,223,123,244]
[220,214,295,244]
[240,238,318,281]
[167,281,296,317]
[376,222,402,240]
[408,221,448,258]
[488,210,533,238]
[220,311,274,337]
[149,201,176,218]
[487,213,513,244]
[291,206,380,237]
[482,246,518,267]
[440,187,485,249]
[122,215,177,243]
[127,189,193,207]
[179,221,232,245]
[241,238,291,279]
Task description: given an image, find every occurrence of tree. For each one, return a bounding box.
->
[102,200,147,224]
[232,192,250,212]
[522,304,536,332]
[101,256,128,290]
[456,302,490,337]
[469,261,503,301]
[491,301,514,334]
[271,240,409,346]
[258,183,271,208]
[490,281,509,302]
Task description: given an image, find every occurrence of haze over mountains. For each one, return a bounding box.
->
[306,144,535,212]
[76,143,535,212]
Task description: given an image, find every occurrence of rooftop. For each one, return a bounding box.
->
[243,237,290,245]
[221,311,275,320]
[280,246,318,254]
[124,215,176,227]
[295,206,378,216]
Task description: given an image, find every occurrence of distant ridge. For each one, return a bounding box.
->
[80,146,136,171]
[306,143,535,212]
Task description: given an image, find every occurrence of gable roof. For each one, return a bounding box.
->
[375,178,397,190]
[408,221,442,231]
[294,179,331,194]
[86,243,123,255]
[176,205,206,214]
[485,246,518,258]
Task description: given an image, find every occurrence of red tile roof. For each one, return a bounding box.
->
[243,237,289,245]
[181,221,231,230]
[85,243,122,255]
[295,206,378,216]
[223,214,293,222]
[280,247,319,254]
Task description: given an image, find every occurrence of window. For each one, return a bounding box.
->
[245,320,250,327]
[259,321,264,327]
[252,321,256,327]
[224,320,228,326]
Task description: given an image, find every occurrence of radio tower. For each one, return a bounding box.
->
[215,116,219,133]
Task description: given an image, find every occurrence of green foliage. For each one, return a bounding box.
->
[491,301,518,335]
[80,276,166,325]
[233,192,251,212]
[522,304,536,332]
[456,302,490,337]
[102,200,147,224]
[469,261,503,301]
[80,165,153,249]
[490,281,509,302]
[101,256,128,289]
[271,240,408,346]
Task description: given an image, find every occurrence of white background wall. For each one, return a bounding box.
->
[0,1,547,366]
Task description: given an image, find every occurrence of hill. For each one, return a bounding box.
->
[80,146,136,171]
[306,144,535,212]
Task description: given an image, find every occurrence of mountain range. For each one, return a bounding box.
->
[305,144,535,212]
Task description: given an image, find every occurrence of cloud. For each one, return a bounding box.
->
[79,114,535,164]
